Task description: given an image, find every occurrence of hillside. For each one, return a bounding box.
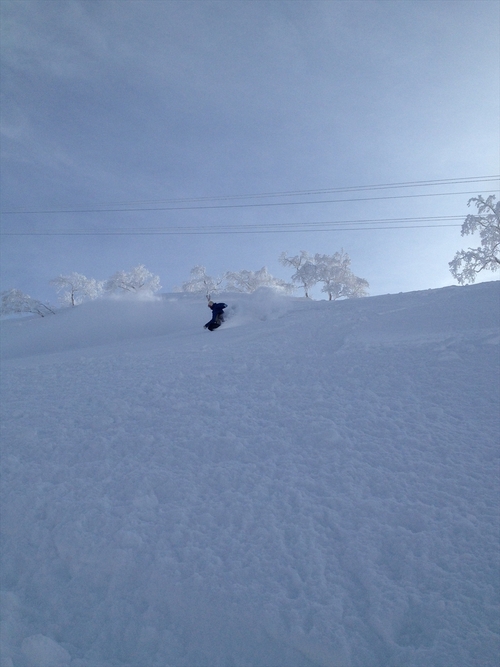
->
[1,283,499,667]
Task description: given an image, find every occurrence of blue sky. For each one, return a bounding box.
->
[1,0,499,303]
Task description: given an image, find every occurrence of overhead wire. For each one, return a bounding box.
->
[1,175,498,215]
[75,175,500,207]
[2,215,465,235]
[1,175,497,236]
[1,226,462,236]
[1,189,498,215]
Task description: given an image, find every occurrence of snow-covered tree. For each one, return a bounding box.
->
[104,265,161,295]
[315,251,369,300]
[50,272,104,307]
[449,195,500,284]
[177,265,225,300]
[1,289,55,317]
[225,267,294,294]
[279,251,318,298]
[346,274,370,298]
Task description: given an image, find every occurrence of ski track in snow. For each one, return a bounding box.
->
[1,284,499,667]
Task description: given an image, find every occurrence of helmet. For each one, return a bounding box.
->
[208,300,214,307]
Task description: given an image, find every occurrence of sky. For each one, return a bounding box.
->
[1,0,499,303]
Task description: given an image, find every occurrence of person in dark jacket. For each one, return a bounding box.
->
[204,300,227,330]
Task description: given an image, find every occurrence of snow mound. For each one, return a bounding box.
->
[0,289,298,360]
[1,282,499,666]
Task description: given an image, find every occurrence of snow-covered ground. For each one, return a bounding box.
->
[1,283,499,667]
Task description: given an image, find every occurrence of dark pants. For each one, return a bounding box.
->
[204,314,223,330]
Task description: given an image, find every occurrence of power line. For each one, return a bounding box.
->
[1,215,465,236]
[88,175,500,206]
[0,225,461,236]
[0,190,492,215]
[1,177,498,215]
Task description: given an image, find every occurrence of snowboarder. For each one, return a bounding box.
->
[204,300,227,331]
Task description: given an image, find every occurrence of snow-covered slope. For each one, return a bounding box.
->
[1,283,499,667]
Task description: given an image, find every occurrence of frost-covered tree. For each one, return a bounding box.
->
[315,251,369,300]
[449,195,500,284]
[1,289,55,317]
[279,251,318,298]
[104,265,161,295]
[50,272,104,307]
[346,274,370,298]
[178,265,225,300]
[225,267,294,294]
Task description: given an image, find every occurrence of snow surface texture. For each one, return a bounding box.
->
[1,284,499,667]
